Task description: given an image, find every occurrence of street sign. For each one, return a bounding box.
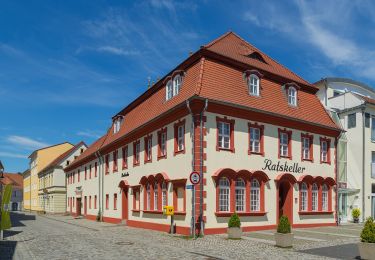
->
[186,184,193,189]
[163,206,174,216]
[190,171,200,185]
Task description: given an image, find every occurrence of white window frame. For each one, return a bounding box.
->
[250,179,260,211]
[302,137,310,160]
[288,87,297,106]
[177,125,184,151]
[218,121,230,149]
[280,132,289,157]
[250,127,260,153]
[322,184,328,211]
[161,132,167,156]
[162,182,167,208]
[218,177,230,212]
[300,183,308,211]
[321,141,328,162]
[312,183,318,211]
[235,178,245,212]
[135,142,140,163]
[248,74,260,96]
[147,137,152,161]
[166,80,173,100]
[146,184,151,211]
[173,75,182,96]
[154,183,158,211]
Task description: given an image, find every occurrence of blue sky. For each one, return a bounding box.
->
[1,0,375,173]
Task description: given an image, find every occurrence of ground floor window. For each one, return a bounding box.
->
[312,183,318,211]
[300,183,308,211]
[250,179,260,211]
[219,177,230,212]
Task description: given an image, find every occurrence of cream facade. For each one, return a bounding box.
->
[38,142,87,213]
[316,78,375,222]
[24,142,74,211]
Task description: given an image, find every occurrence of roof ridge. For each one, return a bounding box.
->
[195,57,206,95]
[203,31,233,48]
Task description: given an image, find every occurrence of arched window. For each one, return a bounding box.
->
[250,179,260,211]
[300,183,308,211]
[235,178,245,212]
[173,75,182,96]
[312,183,318,211]
[322,184,328,211]
[288,87,297,106]
[248,74,260,96]
[218,177,230,212]
[162,182,167,208]
[146,183,151,210]
[166,80,173,100]
[154,183,158,210]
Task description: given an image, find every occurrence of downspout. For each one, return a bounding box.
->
[335,136,339,226]
[95,151,103,221]
[200,99,208,236]
[186,100,195,237]
[362,108,366,222]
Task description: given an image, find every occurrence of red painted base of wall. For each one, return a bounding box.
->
[127,220,190,235]
[292,222,336,228]
[102,216,122,224]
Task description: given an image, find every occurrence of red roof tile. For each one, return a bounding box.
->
[1,173,23,189]
[66,32,340,170]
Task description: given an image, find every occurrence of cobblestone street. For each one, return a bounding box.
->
[0,212,362,260]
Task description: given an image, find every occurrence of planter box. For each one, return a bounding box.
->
[353,218,359,223]
[275,232,294,248]
[358,242,375,260]
[227,227,242,239]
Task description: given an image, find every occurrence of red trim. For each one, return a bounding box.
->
[298,211,334,215]
[122,146,128,169]
[205,225,277,235]
[102,216,122,224]
[174,119,186,155]
[127,220,190,235]
[248,122,264,156]
[172,179,187,212]
[301,133,314,162]
[174,211,186,215]
[278,128,292,159]
[142,210,163,214]
[144,134,153,163]
[157,127,167,160]
[216,116,235,153]
[292,222,336,228]
[133,140,140,166]
[105,194,109,210]
[320,137,331,164]
[215,211,267,217]
[132,186,140,211]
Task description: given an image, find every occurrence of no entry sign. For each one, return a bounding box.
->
[190,171,200,185]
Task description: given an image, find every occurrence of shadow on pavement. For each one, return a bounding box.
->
[0,240,17,260]
[299,243,360,260]
[10,212,36,227]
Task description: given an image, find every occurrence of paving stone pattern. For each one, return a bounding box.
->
[0,212,363,260]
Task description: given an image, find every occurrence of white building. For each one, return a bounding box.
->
[1,173,23,211]
[316,77,375,222]
[65,32,341,235]
[38,142,87,214]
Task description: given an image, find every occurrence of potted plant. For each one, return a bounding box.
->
[358,217,375,260]
[96,210,101,222]
[227,212,242,239]
[275,215,294,248]
[352,208,361,223]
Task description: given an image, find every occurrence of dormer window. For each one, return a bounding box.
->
[288,87,297,106]
[248,74,260,96]
[165,73,184,101]
[113,116,124,134]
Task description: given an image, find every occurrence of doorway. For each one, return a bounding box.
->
[84,196,87,216]
[278,181,293,224]
[122,188,128,220]
[76,198,82,216]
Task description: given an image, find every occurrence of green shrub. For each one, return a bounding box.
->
[277,215,291,234]
[228,212,241,228]
[352,208,361,219]
[360,217,375,243]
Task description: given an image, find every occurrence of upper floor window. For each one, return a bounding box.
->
[371,117,375,141]
[249,127,260,153]
[279,129,292,159]
[144,135,152,163]
[113,117,124,134]
[122,146,128,169]
[66,160,70,166]
[218,121,230,149]
[133,140,140,166]
[174,120,185,155]
[320,137,331,164]
[248,74,260,96]
[348,113,356,129]
[288,87,297,106]
[113,150,118,172]
[105,155,109,174]
[173,75,182,96]
[166,80,173,100]
[301,134,313,161]
[166,74,183,101]
[158,128,167,159]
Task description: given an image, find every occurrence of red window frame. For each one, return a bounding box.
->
[122,146,128,169]
[172,180,186,214]
[94,162,97,177]
[133,140,140,166]
[174,119,186,155]
[114,193,117,210]
[85,166,87,180]
[320,137,331,164]
[216,116,235,153]
[144,134,153,163]
[278,128,292,159]
[105,194,109,210]
[89,196,91,209]
[298,180,333,214]
[301,133,314,162]
[157,127,167,160]
[89,164,92,179]
[94,195,97,209]
[132,186,141,211]
[113,150,118,172]
[248,122,264,156]
[105,154,109,174]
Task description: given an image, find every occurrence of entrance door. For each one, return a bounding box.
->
[371,195,375,218]
[278,181,293,224]
[84,196,87,216]
[122,188,128,220]
[77,198,81,216]
[339,193,348,222]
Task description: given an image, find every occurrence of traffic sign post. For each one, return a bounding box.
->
[189,171,200,239]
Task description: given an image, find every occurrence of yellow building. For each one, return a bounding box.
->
[23,142,74,211]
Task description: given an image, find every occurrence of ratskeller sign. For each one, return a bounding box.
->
[262,159,306,174]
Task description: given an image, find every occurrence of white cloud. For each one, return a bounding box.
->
[0,151,27,159]
[96,46,140,56]
[7,135,50,150]
[77,130,102,139]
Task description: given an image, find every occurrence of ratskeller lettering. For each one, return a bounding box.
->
[262,159,305,174]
